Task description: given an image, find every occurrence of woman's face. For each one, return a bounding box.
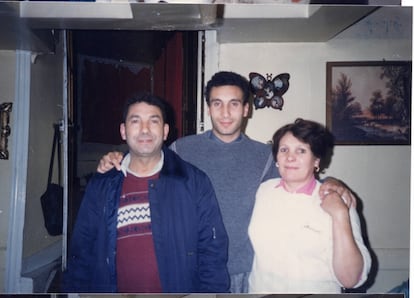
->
[276,132,320,189]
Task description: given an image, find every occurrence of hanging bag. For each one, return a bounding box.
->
[40,124,63,236]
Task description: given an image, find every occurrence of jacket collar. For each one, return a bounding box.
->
[120,151,164,177]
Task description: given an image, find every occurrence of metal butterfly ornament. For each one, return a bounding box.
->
[249,72,290,110]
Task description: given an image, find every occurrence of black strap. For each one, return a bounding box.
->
[47,124,61,187]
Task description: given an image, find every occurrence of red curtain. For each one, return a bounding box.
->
[154,32,183,140]
[81,32,183,145]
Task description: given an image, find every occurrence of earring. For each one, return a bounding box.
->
[314,166,320,173]
[276,162,279,168]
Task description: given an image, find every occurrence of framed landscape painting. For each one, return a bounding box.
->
[326,61,411,145]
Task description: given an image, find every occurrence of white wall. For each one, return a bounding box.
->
[0,51,16,292]
[23,48,64,259]
[0,37,64,293]
[208,6,411,293]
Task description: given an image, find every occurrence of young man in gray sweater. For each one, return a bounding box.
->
[97,71,355,293]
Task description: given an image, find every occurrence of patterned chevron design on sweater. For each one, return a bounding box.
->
[116,172,162,292]
[117,203,150,228]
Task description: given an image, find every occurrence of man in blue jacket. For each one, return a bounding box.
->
[62,93,230,293]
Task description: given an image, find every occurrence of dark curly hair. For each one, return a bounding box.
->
[272,118,335,173]
[204,71,250,106]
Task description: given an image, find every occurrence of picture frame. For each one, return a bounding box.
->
[326,61,411,145]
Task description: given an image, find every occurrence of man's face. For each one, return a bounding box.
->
[207,85,249,143]
[120,102,169,159]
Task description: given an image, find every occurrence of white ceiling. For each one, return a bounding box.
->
[0,1,399,52]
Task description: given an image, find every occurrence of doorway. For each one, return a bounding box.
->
[66,29,199,246]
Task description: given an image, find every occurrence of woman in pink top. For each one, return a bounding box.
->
[248,118,371,293]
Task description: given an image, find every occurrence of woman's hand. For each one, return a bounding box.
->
[320,188,364,289]
[320,190,349,219]
[319,177,356,208]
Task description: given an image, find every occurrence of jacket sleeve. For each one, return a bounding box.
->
[61,174,105,292]
[195,172,230,292]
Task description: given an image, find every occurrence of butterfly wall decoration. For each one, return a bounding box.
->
[249,72,290,110]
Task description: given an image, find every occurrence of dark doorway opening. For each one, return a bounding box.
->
[66,29,199,243]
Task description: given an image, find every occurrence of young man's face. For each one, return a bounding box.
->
[120,102,169,159]
[207,85,249,143]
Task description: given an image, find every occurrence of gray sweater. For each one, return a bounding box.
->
[170,131,279,276]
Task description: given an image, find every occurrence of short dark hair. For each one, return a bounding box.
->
[122,93,168,124]
[272,118,335,172]
[204,71,250,105]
